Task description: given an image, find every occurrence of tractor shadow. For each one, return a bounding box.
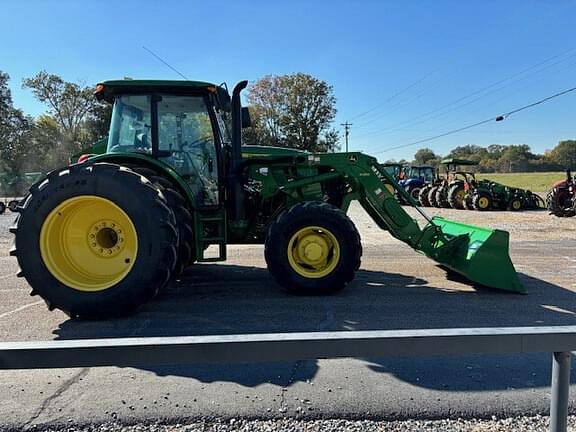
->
[53,263,576,390]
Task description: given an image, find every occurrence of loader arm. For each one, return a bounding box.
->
[313,152,524,293]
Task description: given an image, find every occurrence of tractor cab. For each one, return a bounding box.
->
[432,158,479,209]
[95,80,233,207]
[406,165,435,183]
[380,162,404,181]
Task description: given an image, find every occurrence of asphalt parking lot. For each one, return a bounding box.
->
[0,203,575,430]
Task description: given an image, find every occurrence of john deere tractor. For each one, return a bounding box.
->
[465,179,546,211]
[428,159,479,209]
[10,79,524,319]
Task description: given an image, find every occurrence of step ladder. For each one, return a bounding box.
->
[194,209,227,262]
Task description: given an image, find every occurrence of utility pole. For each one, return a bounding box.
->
[341,122,352,152]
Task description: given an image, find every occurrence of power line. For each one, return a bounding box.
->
[349,71,436,122]
[357,47,576,138]
[143,46,190,80]
[341,122,353,152]
[373,84,576,155]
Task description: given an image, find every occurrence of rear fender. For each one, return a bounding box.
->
[81,153,197,209]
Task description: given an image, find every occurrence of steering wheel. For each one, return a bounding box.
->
[183,135,213,149]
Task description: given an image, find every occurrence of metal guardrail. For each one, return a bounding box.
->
[0,326,574,432]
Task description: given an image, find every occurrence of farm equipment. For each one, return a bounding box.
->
[380,162,404,180]
[465,179,545,211]
[429,159,479,209]
[0,172,43,214]
[399,164,435,202]
[546,170,575,217]
[10,79,524,319]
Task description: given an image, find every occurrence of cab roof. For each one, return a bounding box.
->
[95,79,219,101]
[440,158,479,166]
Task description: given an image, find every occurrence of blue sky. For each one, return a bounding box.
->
[1,0,575,161]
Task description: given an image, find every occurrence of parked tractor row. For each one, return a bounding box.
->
[384,159,545,212]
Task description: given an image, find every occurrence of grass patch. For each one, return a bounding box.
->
[477,172,565,192]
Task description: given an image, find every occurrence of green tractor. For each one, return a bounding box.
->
[428,159,479,209]
[11,79,525,319]
[465,179,545,211]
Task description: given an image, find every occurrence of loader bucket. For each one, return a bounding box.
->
[426,217,525,293]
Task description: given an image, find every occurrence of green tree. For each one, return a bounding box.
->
[23,71,98,155]
[246,73,339,152]
[83,102,112,144]
[447,144,488,162]
[0,71,34,175]
[30,115,67,171]
[413,148,438,164]
[548,140,576,169]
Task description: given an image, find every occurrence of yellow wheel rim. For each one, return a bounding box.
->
[456,190,465,202]
[478,197,490,209]
[512,200,521,210]
[40,196,138,292]
[287,226,340,279]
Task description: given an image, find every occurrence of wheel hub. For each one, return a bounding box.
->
[287,226,341,279]
[88,220,126,257]
[299,234,328,263]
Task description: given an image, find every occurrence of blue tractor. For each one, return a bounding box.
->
[399,164,435,201]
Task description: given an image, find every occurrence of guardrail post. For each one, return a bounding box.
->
[549,351,571,432]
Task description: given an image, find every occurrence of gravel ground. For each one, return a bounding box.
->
[18,416,576,432]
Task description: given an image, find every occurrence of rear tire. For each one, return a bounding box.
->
[448,185,465,209]
[0,201,5,215]
[464,193,475,210]
[546,188,575,217]
[11,163,178,319]
[435,188,450,208]
[265,201,361,295]
[124,166,194,277]
[418,185,431,207]
[428,186,440,207]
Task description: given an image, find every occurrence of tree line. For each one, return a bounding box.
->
[0,71,111,176]
[1,69,573,178]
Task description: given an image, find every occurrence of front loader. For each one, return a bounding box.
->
[11,79,524,319]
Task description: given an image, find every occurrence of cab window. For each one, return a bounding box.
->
[157,95,219,206]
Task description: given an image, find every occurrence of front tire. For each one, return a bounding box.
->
[11,163,178,319]
[507,197,523,211]
[8,199,19,212]
[265,202,361,295]
[473,192,492,211]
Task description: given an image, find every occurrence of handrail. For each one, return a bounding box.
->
[0,326,573,432]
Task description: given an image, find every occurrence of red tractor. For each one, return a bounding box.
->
[546,170,575,217]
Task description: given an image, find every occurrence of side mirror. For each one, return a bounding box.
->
[241,107,252,128]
